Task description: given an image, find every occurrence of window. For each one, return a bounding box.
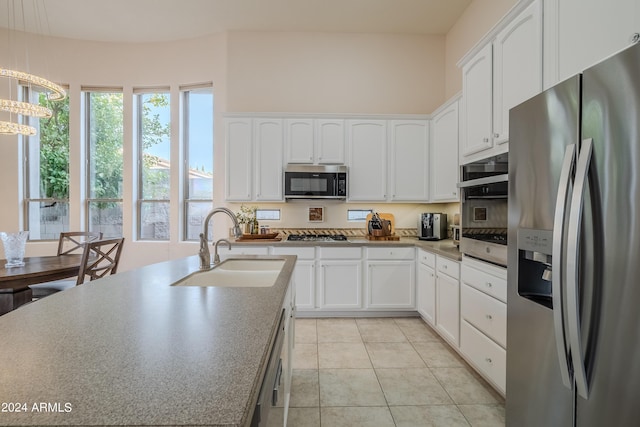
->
[136,90,171,240]
[347,209,373,222]
[256,209,281,221]
[22,85,70,240]
[85,90,124,238]
[182,86,213,241]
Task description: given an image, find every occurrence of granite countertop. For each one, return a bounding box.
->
[0,254,296,427]
[234,236,462,261]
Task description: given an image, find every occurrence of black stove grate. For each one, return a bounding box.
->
[287,234,348,242]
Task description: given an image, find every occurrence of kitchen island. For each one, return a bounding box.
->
[0,254,296,427]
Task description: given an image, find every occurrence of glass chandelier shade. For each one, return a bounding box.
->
[1,1,67,136]
[0,68,67,136]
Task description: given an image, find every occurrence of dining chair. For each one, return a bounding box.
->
[30,237,124,299]
[76,238,125,284]
[57,231,103,255]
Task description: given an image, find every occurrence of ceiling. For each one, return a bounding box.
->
[0,0,472,43]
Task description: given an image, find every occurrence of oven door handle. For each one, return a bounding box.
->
[457,173,509,188]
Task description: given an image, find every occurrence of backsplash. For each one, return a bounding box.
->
[269,228,419,238]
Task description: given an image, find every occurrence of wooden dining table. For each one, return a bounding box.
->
[0,254,84,315]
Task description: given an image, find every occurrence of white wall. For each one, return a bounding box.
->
[226,31,446,114]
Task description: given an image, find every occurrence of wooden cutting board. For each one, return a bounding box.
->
[365,213,396,235]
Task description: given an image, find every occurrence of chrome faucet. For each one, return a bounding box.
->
[199,207,242,269]
[213,238,231,265]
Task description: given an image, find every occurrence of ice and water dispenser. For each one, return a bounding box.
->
[517,228,554,309]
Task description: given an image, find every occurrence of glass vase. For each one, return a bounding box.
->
[1,231,29,268]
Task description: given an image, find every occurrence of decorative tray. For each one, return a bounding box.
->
[365,234,400,241]
[236,233,280,240]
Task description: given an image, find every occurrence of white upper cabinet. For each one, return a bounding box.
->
[461,43,493,159]
[459,0,543,164]
[315,119,345,164]
[225,117,283,202]
[545,0,640,87]
[254,118,283,201]
[225,118,253,201]
[227,115,429,202]
[430,96,460,202]
[347,120,388,201]
[285,119,315,164]
[285,118,345,164]
[493,0,542,144]
[389,120,429,202]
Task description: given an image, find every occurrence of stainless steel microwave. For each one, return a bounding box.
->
[284,165,347,200]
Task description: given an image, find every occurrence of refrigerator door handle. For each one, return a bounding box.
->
[552,143,576,389]
[566,138,594,400]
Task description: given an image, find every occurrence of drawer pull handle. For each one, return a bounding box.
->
[486,314,493,320]
[485,358,493,364]
[486,282,493,288]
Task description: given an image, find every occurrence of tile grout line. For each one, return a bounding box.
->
[359,319,397,426]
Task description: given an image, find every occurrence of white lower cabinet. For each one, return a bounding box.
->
[436,256,460,347]
[317,247,362,310]
[273,277,295,427]
[366,262,414,308]
[460,320,506,394]
[271,247,316,310]
[366,247,415,309]
[318,260,362,309]
[416,249,436,325]
[269,244,422,313]
[460,257,507,394]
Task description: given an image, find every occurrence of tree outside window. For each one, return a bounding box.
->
[137,92,171,240]
[23,87,70,240]
[86,91,124,238]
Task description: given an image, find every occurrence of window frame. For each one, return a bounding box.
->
[135,88,172,241]
[83,88,125,239]
[21,83,71,241]
[181,85,214,241]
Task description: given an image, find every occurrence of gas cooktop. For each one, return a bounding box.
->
[286,234,348,242]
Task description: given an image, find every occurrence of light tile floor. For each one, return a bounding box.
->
[288,317,505,427]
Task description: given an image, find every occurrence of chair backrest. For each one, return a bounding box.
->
[77,238,125,285]
[57,231,103,256]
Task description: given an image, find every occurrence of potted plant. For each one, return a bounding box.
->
[236,205,258,234]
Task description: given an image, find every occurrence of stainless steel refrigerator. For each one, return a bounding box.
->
[507,41,640,426]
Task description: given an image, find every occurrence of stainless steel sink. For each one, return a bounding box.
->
[172,258,285,287]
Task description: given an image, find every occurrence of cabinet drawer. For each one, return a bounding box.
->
[367,246,414,260]
[271,246,315,260]
[436,256,460,280]
[461,284,506,347]
[418,249,436,268]
[460,320,506,394]
[461,261,507,303]
[318,247,361,259]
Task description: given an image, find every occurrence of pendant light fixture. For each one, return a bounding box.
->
[0,0,67,136]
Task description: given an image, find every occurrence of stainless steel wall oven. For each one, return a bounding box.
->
[458,153,508,266]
